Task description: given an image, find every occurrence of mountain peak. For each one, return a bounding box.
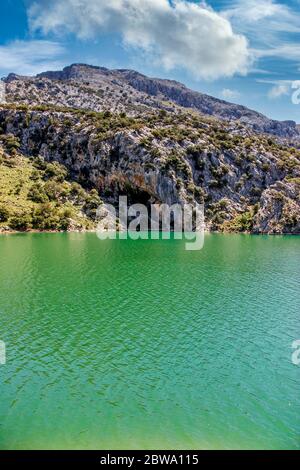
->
[37,63,110,81]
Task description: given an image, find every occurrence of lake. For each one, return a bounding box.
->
[0,233,299,449]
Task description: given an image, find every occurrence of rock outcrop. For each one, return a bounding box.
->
[253,180,300,234]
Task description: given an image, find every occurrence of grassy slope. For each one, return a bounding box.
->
[0,146,99,231]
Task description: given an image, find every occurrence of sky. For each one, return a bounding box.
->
[0,0,300,122]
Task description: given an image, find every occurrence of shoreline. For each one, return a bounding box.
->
[1,228,299,236]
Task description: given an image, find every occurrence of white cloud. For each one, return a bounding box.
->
[0,40,66,76]
[220,88,241,100]
[223,0,300,60]
[224,0,299,29]
[256,79,294,100]
[257,79,294,85]
[28,0,252,80]
[254,44,300,61]
[268,84,290,99]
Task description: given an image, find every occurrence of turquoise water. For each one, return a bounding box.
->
[0,233,299,449]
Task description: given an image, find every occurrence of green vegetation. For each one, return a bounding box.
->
[0,147,102,232]
[223,212,254,232]
[0,204,9,222]
[221,206,259,233]
[162,151,192,179]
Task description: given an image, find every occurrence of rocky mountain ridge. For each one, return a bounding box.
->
[3,63,300,139]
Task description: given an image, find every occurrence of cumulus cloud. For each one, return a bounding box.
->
[220,88,241,100]
[0,40,66,76]
[28,0,251,80]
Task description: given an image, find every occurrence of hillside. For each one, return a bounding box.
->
[4,63,300,139]
[0,142,101,232]
[0,100,299,234]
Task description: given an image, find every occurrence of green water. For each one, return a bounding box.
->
[0,233,299,450]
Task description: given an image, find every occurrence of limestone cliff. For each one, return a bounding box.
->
[0,103,299,233]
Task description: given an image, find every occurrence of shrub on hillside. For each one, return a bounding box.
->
[0,205,10,222]
[83,189,102,219]
[31,203,60,230]
[9,213,32,231]
[44,162,68,182]
[44,180,70,201]
[70,182,86,204]
[27,183,48,203]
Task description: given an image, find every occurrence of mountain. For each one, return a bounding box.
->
[0,64,300,234]
[4,63,300,139]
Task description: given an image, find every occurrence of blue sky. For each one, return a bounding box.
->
[0,0,300,122]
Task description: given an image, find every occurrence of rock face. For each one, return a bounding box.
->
[253,180,300,234]
[0,63,299,233]
[0,102,299,233]
[3,63,300,139]
[114,69,299,138]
